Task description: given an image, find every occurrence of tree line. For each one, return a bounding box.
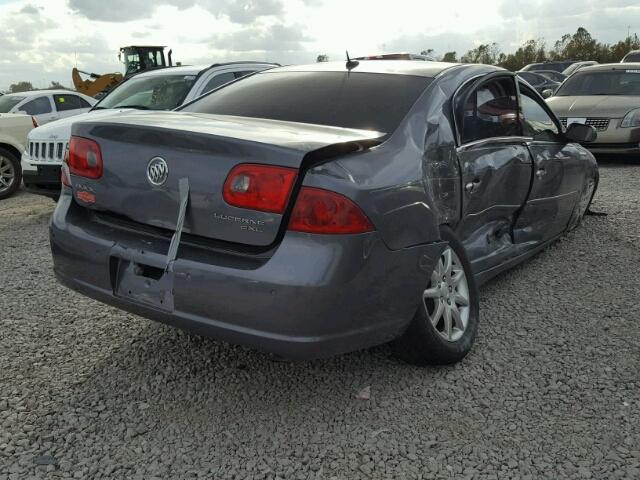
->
[317,27,640,71]
[3,81,68,94]
[444,28,640,70]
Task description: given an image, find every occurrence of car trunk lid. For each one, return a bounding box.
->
[70,111,384,247]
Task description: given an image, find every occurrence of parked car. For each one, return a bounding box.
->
[547,63,640,155]
[22,62,277,199]
[563,61,598,76]
[0,90,95,125]
[533,70,567,83]
[621,50,640,63]
[521,60,577,73]
[517,71,561,95]
[354,53,434,61]
[50,61,598,365]
[0,113,35,199]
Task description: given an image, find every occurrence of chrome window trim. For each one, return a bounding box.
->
[456,136,532,153]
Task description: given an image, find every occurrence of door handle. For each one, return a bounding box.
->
[536,168,547,178]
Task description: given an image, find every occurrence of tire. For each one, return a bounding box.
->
[0,147,21,200]
[393,226,480,366]
[568,173,598,230]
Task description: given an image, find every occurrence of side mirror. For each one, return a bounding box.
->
[541,89,554,99]
[565,122,597,143]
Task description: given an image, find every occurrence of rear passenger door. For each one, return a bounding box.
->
[454,74,533,274]
[19,96,57,124]
[513,84,585,244]
[53,94,93,119]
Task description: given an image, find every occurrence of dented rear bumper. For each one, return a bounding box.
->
[50,194,444,359]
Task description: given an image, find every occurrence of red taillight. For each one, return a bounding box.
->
[31,116,39,128]
[223,164,297,214]
[68,136,103,179]
[288,187,374,234]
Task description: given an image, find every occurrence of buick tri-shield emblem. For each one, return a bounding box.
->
[147,157,169,186]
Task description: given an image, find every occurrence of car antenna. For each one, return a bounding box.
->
[346,50,359,71]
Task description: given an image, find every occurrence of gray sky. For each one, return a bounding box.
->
[1,0,639,90]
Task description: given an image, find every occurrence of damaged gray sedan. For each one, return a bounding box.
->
[50,61,598,365]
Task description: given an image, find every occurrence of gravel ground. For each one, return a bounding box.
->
[1,159,639,480]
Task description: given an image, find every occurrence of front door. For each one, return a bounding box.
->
[454,75,533,274]
[53,94,93,120]
[514,84,584,245]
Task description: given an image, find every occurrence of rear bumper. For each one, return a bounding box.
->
[50,195,444,360]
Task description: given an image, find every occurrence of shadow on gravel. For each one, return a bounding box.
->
[594,154,639,166]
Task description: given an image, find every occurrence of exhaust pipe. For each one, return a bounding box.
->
[168,49,173,67]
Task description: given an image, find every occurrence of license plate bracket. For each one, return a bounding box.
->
[114,258,175,311]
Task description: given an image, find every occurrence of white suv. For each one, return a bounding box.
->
[21,62,277,199]
[0,113,35,199]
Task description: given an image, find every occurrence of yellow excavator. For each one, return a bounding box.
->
[72,46,174,98]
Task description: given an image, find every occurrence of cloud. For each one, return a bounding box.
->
[67,0,284,24]
[210,23,311,52]
[47,36,112,55]
[0,4,57,53]
[19,4,41,15]
[67,0,191,22]
[221,0,283,23]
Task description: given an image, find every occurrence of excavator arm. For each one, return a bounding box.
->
[72,68,124,98]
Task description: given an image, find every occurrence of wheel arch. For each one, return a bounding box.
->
[0,143,22,160]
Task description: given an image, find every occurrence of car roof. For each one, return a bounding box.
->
[579,63,640,72]
[266,60,463,78]
[134,62,279,79]
[2,89,79,98]
[518,71,545,77]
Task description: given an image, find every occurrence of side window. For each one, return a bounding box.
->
[21,97,52,115]
[457,77,519,144]
[519,86,560,140]
[201,72,237,94]
[54,94,90,111]
[234,70,256,79]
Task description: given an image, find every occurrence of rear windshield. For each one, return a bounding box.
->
[180,71,431,134]
[0,95,25,113]
[556,70,640,96]
[95,74,197,111]
[518,72,544,86]
[523,62,572,73]
[623,53,640,62]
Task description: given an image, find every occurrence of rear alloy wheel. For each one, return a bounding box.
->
[0,148,21,200]
[422,248,471,342]
[393,226,479,366]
